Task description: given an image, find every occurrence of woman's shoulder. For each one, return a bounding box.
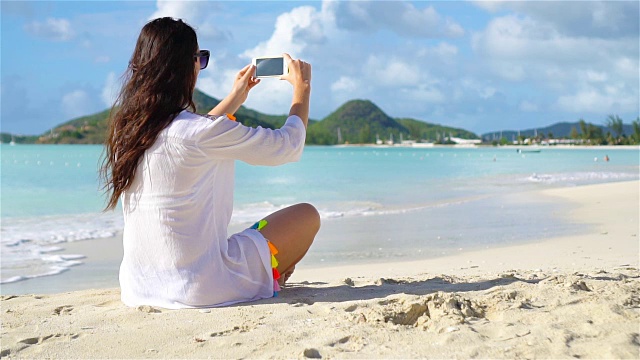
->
[164,110,242,142]
[169,110,219,129]
[161,111,213,141]
[174,110,209,122]
[173,110,231,126]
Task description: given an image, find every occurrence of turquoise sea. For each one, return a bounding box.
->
[1,144,638,288]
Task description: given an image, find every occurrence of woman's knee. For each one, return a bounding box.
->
[294,203,321,233]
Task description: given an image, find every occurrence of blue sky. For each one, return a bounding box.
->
[1,1,638,136]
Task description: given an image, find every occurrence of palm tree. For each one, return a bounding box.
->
[605,115,624,143]
[578,119,588,140]
[632,117,640,144]
[587,124,604,144]
[570,127,579,140]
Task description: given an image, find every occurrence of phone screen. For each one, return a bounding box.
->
[255,57,284,77]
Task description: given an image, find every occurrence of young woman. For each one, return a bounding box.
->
[101,17,319,308]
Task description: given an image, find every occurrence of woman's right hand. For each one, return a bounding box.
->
[281,53,311,127]
[281,53,311,90]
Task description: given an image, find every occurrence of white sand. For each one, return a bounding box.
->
[2,181,639,359]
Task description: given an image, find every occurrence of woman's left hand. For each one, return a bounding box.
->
[209,64,260,117]
[230,64,260,105]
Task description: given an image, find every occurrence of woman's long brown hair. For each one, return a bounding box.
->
[101,17,198,210]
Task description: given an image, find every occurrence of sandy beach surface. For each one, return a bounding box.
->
[2,181,639,359]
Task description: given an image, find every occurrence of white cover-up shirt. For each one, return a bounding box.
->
[119,111,306,309]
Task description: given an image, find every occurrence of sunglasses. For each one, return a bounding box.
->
[194,50,210,70]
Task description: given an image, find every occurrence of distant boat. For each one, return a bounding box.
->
[517,148,541,153]
[9,135,16,146]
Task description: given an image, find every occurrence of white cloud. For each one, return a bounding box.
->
[519,100,538,112]
[62,90,93,119]
[101,72,120,107]
[149,1,204,22]
[469,9,639,116]
[443,19,465,38]
[556,85,637,114]
[24,18,74,41]
[473,1,639,38]
[364,56,421,87]
[472,15,560,63]
[242,6,330,60]
[478,87,496,100]
[473,14,637,64]
[472,13,638,88]
[615,57,639,80]
[334,1,464,38]
[432,42,458,58]
[471,1,506,13]
[403,85,445,103]
[461,79,499,100]
[331,76,358,93]
[585,71,608,83]
[148,1,228,41]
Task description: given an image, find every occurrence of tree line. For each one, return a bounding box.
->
[491,114,640,146]
[568,115,640,145]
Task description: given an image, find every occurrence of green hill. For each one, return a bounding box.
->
[307,100,405,145]
[306,99,478,145]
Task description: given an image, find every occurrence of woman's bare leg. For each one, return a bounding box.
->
[259,203,320,283]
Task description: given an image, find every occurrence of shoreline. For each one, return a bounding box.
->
[329,143,640,150]
[2,180,638,295]
[1,180,638,358]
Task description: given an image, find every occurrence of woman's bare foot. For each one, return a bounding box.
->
[278,266,295,287]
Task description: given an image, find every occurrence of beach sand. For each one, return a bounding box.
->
[1,181,639,359]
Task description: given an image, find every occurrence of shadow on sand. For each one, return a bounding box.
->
[238,275,543,307]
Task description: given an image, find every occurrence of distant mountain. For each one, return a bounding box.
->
[482,121,635,141]
[306,100,404,144]
[306,99,478,145]
[3,93,478,145]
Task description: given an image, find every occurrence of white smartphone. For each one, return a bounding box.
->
[253,56,288,78]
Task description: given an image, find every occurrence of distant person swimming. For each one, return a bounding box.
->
[100,17,319,308]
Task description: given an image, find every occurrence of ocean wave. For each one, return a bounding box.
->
[230,200,475,221]
[0,253,86,284]
[1,212,120,284]
[525,172,637,184]
[230,201,387,223]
